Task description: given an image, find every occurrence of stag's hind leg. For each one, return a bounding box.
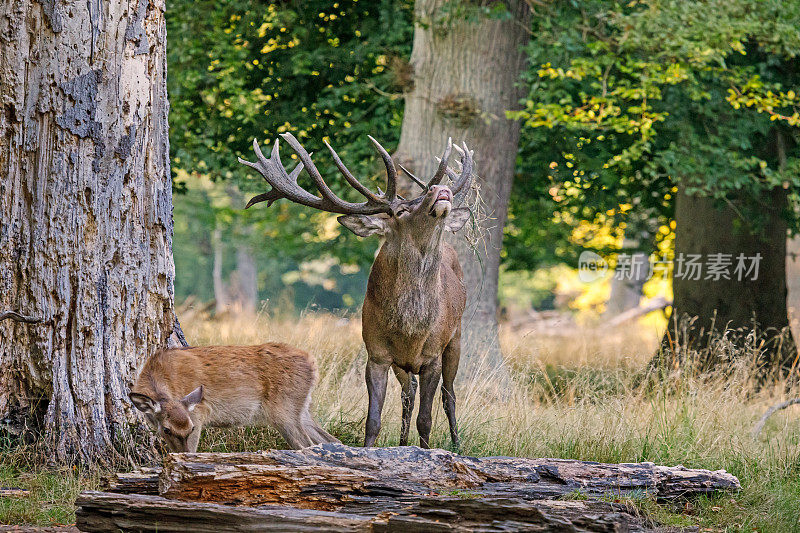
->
[392,365,417,446]
[441,333,461,450]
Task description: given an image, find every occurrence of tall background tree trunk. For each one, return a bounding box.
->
[394,0,530,365]
[0,0,174,463]
[787,236,800,341]
[659,187,796,373]
[604,231,650,318]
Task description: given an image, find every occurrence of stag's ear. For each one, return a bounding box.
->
[181,385,204,412]
[445,207,471,232]
[338,215,389,237]
[129,393,160,415]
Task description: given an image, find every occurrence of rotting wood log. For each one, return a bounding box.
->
[74,492,372,533]
[103,468,161,495]
[157,444,739,509]
[74,491,656,532]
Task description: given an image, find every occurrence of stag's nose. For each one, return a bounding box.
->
[429,185,452,203]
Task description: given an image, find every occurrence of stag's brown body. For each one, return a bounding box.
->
[239,132,474,448]
[129,343,338,452]
[364,243,464,373]
[362,237,466,448]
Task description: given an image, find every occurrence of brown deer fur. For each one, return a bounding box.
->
[129,343,338,451]
[341,185,469,449]
[239,133,474,449]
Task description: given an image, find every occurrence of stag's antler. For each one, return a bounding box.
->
[239,133,398,215]
[240,134,474,212]
[444,142,474,205]
[401,139,474,205]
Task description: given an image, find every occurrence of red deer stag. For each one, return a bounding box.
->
[240,133,473,449]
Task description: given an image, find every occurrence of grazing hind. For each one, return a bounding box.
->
[129,343,339,452]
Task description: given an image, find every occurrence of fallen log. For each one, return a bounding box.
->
[74,491,655,532]
[103,467,161,495]
[158,443,739,509]
[74,492,371,533]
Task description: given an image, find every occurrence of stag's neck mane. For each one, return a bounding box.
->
[372,232,445,334]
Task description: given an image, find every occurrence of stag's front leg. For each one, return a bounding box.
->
[392,365,417,446]
[416,363,441,449]
[364,359,390,447]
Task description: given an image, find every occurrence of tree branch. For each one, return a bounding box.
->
[752,397,800,436]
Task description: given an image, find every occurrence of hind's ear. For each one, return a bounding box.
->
[181,385,204,411]
[129,392,160,415]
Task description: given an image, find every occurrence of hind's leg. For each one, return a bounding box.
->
[272,413,315,449]
[186,423,202,453]
[392,365,417,446]
[303,409,340,444]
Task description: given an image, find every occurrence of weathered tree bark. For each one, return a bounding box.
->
[157,445,738,506]
[104,467,162,495]
[0,0,175,462]
[76,492,372,533]
[657,187,796,374]
[76,491,658,532]
[394,0,530,365]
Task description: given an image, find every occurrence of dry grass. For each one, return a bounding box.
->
[1,308,798,530]
[181,308,800,531]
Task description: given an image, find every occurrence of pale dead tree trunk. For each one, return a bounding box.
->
[394,0,530,365]
[786,236,800,340]
[212,187,258,316]
[233,244,258,315]
[212,235,257,316]
[0,0,174,463]
[212,228,228,315]
[228,186,257,315]
[604,234,650,318]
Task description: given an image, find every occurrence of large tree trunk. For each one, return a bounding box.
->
[658,187,796,373]
[394,0,530,365]
[0,0,174,463]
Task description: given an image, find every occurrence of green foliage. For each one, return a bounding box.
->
[506,0,800,270]
[168,0,413,308]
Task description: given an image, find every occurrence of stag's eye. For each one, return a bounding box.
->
[163,428,173,437]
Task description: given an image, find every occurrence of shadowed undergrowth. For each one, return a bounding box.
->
[1,308,798,531]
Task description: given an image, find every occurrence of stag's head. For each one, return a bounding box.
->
[129,386,203,452]
[238,134,473,249]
